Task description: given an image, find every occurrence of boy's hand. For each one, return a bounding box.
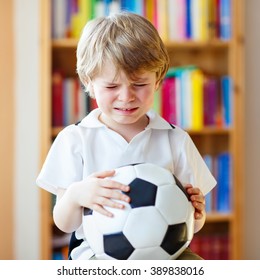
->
[185,184,205,220]
[73,170,130,218]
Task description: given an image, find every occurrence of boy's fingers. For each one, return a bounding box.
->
[101,179,130,192]
[100,188,130,203]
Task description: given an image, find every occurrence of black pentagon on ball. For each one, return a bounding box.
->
[83,207,93,216]
[104,232,134,260]
[123,178,158,208]
[160,223,188,255]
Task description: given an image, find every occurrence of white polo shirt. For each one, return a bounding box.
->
[36,108,216,259]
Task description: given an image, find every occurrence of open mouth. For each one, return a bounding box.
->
[114,107,138,112]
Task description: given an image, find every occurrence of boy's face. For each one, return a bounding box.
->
[90,62,159,130]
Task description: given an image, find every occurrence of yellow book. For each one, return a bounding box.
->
[71,14,81,38]
[201,0,209,41]
[71,0,91,38]
[144,0,154,24]
[156,0,168,41]
[191,69,204,130]
[79,0,91,34]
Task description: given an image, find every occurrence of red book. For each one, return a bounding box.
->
[52,70,63,126]
[161,77,176,124]
[203,76,218,126]
[189,235,202,257]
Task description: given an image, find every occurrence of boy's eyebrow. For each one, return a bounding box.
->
[102,77,150,84]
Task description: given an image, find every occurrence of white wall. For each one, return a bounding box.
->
[13,0,40,259]
[244,0,260,259]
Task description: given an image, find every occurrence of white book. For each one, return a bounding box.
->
[52,0,67,38]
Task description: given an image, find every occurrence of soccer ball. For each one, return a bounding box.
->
[82,163,195,260]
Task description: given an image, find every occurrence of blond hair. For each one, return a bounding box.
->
[76,12,169,95]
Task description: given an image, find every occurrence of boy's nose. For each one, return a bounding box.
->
[118,87,135,102]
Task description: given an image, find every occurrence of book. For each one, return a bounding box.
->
[190,233,229,259]
[216,152,231,212]
[52,71,63,127]
[208,0,218,39]
[219,0,232,40]
[161,77,177,124]
[221,76,233,127]
[63,78,75,126]
[153,87,162,115]
[156,0,168,41]
[168,0,186,41]
[191,68,204,130]
[52,0,67,38]
[203,76,218,126]
[203,154,214,212]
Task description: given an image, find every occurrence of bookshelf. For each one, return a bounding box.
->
[39,0,244,260]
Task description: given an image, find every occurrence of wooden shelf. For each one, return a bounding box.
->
[206,212,234,223]
[52,38,230,50]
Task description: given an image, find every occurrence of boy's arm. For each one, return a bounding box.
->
[53,185,83,233]
[53,170,130,233]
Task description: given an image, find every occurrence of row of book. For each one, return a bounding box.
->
[157,66,233,130]
[204,153,232,213]
[190,233,229,259]
[52,0,232,41]
[52,71,96,127]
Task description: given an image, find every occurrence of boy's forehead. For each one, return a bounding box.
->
[97,61,153,82]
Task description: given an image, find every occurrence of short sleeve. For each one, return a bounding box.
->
[36,126,84,195]
[174,132,217,195]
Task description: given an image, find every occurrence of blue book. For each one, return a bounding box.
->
[216,153,231,212]
[121,0,135,13]
[220,0,232,40]
[204,155,214,212]
[185,0,192,39]
[104,0,112,16]
[221,76,233,127]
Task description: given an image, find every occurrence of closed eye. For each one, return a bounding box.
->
[133,84,147,87]
[106,85,118,89]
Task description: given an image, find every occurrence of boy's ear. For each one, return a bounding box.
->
[155,80,161,91]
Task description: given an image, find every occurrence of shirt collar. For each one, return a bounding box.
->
[78,108,173,130]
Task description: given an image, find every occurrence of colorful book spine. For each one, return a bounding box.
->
[51,0,232,42]
[203,76,218,126]
[162,66,233,130]
[52,71,63,127]
[221,75,233,127]
[216,152,231,212]
[219,0,232,40]
[191,69,204,130]
[190,233,229,259]
[156,0,168,41]
[161,77,177,124]
[52,73,90,126]
[204,154,214,212]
